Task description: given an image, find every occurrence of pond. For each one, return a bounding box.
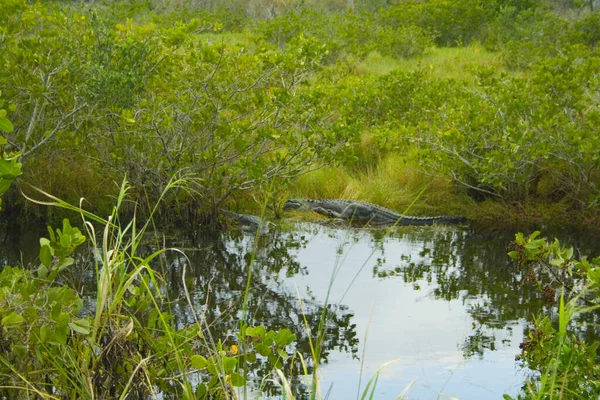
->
[1,221,598,399]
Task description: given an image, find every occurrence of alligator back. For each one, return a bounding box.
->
[285,199,467,226]
[286,199,399,215]
[284,199,348,214]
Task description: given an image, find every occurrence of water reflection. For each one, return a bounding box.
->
[371,227,600,361]
[161,229,360,378]
[1,222,599,398]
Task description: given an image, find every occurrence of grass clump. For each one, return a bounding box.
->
[292,152,470,217]
[0,177,304,399]
[291,167,352,200]
[356,44,509,84]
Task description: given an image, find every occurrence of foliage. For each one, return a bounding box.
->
[2,0,600,222]
[5,0,600,397]
[0,219,89,397]
[0,92,21,211]
[379,0,497,46]
[333,45,600,205]
[506,231,600,399]
[0,180,305,398]
[259,7,433,60]
[1,1,359,223]
[574,10,600,47]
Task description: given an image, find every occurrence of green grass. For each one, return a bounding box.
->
[355,43,512,83]
[195,31,254,46]
[290,152,600,229]
[291,152,472,217]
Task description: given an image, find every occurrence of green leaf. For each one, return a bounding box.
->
[549,258,564,267]
[277,348,289,360]
[275,328,295,346]
[223,356,237,373]
[54,325,68,344]
[0,117,14,133]
[1,312,25,328]
[230,372,245,387]
[587,268,600,286]
[246,325,265,338]
[529,231,541,240]
[255,343,271,357]
[566,247,574,260]
[208,375,219,389]
[13,344,27,357]
[0,180,11,197]
[507,251,518,259]
[56,312,70,326]
[56,257,74,271]
[40,244,54,268]
[0,158,21,178]
[206,357,217,375]
[23,306,37,321]
[195,383,207,399]
[267,352,282,369]
[263,330,276,346]
[191,355,208,370]
[69,318,91,335]
[51,303,62,320]
[37,264,48,279]
[40,325,50,342]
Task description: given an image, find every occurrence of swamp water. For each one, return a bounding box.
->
[2,222,599,399]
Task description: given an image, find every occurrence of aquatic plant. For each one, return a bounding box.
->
[507,231,600,399]
[0,178,301,398]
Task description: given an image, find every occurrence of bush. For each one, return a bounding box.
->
[574,10,600,47]
[378,24,434,59]
[507,232,600,399]
[380,0,495,46]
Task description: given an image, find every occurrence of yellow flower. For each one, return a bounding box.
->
[230,345,238,355]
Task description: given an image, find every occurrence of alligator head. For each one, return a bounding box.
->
[283,199,304,210]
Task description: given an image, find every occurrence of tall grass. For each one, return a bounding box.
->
[14,174,236,398]
[355,44,511,84]
[292,152,471,216]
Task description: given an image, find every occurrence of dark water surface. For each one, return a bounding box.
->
[2,222,599,399]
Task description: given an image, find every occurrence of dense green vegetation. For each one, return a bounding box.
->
[2,0,600,398]
[1,0,599,227]
[507,231,600,399]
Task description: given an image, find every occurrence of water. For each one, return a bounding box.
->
[1,221,598,399]
[251,224,528,399]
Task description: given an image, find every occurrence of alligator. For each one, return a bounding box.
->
[283,199,467,226]
[220,210,274,235]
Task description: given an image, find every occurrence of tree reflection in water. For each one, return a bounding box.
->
[158,228,359,394]
[372,227,600,359]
